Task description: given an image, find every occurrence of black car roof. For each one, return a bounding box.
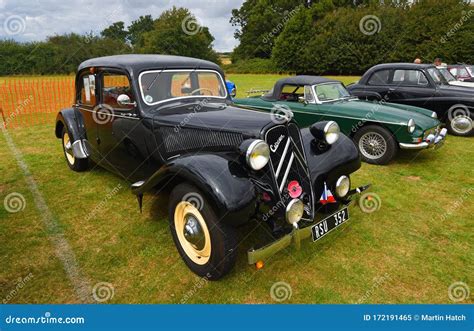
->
[359,63,437,84]
[78,54,223,77]
[263,75,340,101]
[369,63,436,70]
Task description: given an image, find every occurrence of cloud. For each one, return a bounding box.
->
[0,0,244,52]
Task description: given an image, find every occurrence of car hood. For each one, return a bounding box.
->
[320,99,439,129]
[150,101,274,138]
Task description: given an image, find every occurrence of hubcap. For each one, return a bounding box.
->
[174,201,211,265]
[63,132,75,165]
[451,116,472,135]
[359,132,387,160]
[183,214,205,250]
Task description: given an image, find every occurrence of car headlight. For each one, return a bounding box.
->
[335,175,350,198]
[286,199,304,224]
[230,88,236,98]
[324,121,340,145]
[246,140,270,170]
[407,119,416,133]
[431,112,437,119]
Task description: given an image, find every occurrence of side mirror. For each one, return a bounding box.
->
[117,94,136,107]
[298,96,308,105]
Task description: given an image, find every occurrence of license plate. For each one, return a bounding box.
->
[311,207,349,242]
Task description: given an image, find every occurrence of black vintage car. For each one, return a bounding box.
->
[55,55,368,279]
[347,63,474,136]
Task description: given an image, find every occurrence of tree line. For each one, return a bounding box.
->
[1,1,472,76]
[230,0,474,74]
[0,7,218,76]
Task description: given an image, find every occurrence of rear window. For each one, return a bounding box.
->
[367,70,389,85]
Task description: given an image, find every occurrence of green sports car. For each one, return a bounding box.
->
[233,76,447,165]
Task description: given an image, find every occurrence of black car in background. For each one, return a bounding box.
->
[55,55,368,279]
[347,63,474,136]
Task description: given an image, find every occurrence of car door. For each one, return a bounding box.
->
[351,69,392,101]
[76,70,101,160]
[386,69,437,110]
[95,70,150,181]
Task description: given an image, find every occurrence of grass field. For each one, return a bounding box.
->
[0,74,472,304]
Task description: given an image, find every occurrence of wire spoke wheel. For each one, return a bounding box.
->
[359,132,387,160]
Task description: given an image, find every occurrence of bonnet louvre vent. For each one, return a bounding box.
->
[161,127,244,154]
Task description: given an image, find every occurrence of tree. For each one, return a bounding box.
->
[230,0,306,60]
[101,21,128,42]
[127,15,154,47]
[139,7,219,63]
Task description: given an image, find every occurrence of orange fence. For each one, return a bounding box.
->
[0,77,75,128]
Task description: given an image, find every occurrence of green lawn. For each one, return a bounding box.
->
[0,74,472,304]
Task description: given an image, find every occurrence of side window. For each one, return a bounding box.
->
[367,70,389,85]
[79,74,96,106]
[392,70,428,86]
[102,73,134,110]
[279,85,304,102]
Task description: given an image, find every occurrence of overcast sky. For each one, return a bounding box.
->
[0,0,245,51]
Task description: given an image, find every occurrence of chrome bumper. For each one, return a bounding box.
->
[399,128,447,150]
[247,184,370,265]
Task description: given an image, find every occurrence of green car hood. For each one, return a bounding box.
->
[318,99,439,130]
[233,97,440,132]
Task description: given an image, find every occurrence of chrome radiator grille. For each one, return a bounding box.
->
[264,123,314,220]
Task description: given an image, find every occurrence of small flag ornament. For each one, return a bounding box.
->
[320,182,336,204]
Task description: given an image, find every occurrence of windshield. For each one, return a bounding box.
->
[437,67,455,82]
[467,66,474,76]
[139,70,227,105]
[427,68,448,85]
[313,83,350,102]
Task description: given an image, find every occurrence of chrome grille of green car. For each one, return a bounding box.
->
[423,125,441,140]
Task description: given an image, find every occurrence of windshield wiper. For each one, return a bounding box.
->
[146,70,163,92]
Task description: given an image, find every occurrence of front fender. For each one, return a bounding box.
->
[132,154,257,226]
[301,129,361,199]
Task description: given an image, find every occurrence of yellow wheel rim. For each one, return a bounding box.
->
[174,201,211,265]
[63,132,75,165]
